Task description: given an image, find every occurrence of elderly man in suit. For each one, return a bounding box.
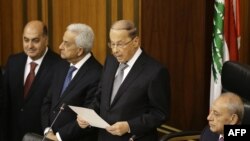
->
[3,20,61,141]
[200,92,244,141]
[77,20,171,141]
[41,23,102,141]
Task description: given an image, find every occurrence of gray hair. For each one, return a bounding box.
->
[111,20,137,39]
[221,92,244,123]
[67,23,94,53]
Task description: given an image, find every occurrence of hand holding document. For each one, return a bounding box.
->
[69,105,110,129]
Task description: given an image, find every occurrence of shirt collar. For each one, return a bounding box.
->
[126,47,142,67]
[219,134,224,139]
[70,53,91,69]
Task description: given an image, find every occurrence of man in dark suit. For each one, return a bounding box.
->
[0,66,4,141]
[0,67,3,94]
[41,23,102,141]
[200,92,244,141]
[77,20,170,141]
[3,20,61,141]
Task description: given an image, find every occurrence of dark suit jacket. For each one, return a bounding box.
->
[41,55,102,141]
[0,66,4,141]
[0,66,3,110]
[200,126,219,141]
[0,66,3,96]
[3,49,61,141]
[91,51,171,141]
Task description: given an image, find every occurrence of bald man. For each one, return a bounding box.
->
[3,20,61,141]
[200,92,244,141]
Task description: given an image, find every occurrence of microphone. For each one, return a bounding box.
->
[128,135,136,141]
[42,103,66,141]
[128,135,144,141]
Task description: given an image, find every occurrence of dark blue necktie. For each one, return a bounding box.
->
[61,66,77,95]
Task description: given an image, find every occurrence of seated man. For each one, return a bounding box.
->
[201,92,244,141]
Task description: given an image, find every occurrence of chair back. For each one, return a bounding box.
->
[222,61,250,124]
[222,61,250,100]
[242,100,250,124]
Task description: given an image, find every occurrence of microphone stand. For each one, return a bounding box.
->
[42,103,65,141]
[129,134,144,141]
[128,135,136,141]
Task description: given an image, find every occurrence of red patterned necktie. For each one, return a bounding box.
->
[24,62,37,98]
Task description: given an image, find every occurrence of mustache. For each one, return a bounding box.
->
[25,48,37,51]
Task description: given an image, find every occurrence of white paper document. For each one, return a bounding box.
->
[69,105,110,129]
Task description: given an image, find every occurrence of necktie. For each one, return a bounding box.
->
[110,63,128,103]
[24,62,37,98]
[61,66,77,95]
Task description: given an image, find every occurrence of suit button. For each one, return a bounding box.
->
[53,111,56,114]
[20,109,24,112]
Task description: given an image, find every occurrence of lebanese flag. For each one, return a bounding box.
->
[223,0,240,61]
[210,0,240,106]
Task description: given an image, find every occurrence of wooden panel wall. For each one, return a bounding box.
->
[0,0,141,65]
[239,0,250,64]
[0,0,13,64]
[1,0,249,131]
[48,0,107,63]
[141,0,250,131]
[141,0,209,130]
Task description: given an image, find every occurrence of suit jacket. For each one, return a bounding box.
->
[92,51,171,141]
[41,55,102,141]
[0,66,3,110]
[3,49,61,141]
[0,66,4,141]
[200,126,219,141]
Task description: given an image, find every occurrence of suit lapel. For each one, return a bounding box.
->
[24,50,54,101]
[110,53,146,107]
[18,54,28,105]
[55,56,94,106]
[55,62,70,99]
[103,56,119,108]
[49,62,69,110]
[25,55,48,100]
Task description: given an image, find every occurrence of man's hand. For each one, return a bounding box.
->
[77,115,90,128]
[106,121,130,136]
[46,131,58,141]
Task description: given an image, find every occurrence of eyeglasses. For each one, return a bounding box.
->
[108,38,134,49]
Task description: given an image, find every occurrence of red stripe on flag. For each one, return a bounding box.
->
[224,0,239,61]
[236,0,240,37]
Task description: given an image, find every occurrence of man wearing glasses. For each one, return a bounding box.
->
[77,20,171,141]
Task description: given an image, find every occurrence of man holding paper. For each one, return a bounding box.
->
[77,20,170,141]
